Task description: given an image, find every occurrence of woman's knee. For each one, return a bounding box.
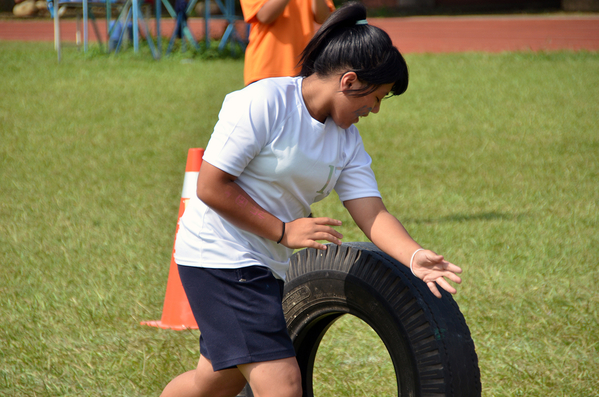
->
[239,357,302,397]
[281,370,302,397]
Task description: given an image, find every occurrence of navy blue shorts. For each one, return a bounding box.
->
[178,265,296,371]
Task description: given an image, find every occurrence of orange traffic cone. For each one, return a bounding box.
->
[141,148,204,330]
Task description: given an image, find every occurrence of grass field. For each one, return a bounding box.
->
[1,42,597,396]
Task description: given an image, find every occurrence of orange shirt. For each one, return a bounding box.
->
[241,0,334,86]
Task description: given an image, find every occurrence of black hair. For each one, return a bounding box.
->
[298,2,408,97]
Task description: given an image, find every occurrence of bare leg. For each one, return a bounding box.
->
[238,357,302,397]
[160,355,247,397]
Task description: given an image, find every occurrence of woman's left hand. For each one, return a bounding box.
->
[411,250,462,298]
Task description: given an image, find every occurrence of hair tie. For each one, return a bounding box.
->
[355,19,368,25]
[276,222,285,244]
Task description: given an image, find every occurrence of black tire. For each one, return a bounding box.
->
[241,242,481,397]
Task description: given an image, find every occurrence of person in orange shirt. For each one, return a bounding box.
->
[240,0,335,85]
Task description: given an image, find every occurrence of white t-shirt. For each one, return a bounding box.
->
[174,77,381,280]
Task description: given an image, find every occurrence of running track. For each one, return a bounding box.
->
[1,14,598,53]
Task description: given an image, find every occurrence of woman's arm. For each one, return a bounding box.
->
[312,0,332,24]
[343,197,462,298]
[256,0,331,25]
[197,161,343,250]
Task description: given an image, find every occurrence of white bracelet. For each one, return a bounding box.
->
[410,248,425,277]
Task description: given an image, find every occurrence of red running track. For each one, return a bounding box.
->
[0,15,598,53]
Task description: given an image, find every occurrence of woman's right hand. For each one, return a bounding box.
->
[281,217,343,250]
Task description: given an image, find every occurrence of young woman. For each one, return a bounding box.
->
[161,3,463,397]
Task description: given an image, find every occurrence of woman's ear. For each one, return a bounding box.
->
[339,72,359,92]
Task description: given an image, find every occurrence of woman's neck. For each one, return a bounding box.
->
[301,75,336,124]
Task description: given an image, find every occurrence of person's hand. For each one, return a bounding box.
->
[281,217,342,250]
[411,250,462,298]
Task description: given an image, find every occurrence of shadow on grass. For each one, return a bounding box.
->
[405,211,524,224]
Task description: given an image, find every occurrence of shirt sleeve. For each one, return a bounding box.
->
[203,82,282,177]
[334,128,381,202]
[240,0,269,23]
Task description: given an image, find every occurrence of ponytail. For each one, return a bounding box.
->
[299,2,408,97]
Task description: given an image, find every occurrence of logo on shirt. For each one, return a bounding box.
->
[316,165,342,195]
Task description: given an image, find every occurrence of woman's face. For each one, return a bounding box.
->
[331,81,394,129]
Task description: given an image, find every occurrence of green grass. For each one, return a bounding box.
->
[313,315,397,396]
[1,42,598,396]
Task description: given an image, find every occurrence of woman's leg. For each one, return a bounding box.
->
[238,356,302,397]
[160,355,247,397]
